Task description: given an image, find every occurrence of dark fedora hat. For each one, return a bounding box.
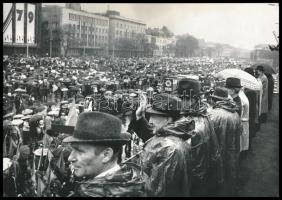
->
[225,77,242,88]
[210,87,229,101]
[63,112,130,144]
[177,78,201,96]
[147,93,182,116]
[256,65,264,72]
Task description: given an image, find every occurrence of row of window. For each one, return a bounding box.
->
[68,24,108,34]
[69,13,108,26]
[115,22,144,32]
[70,33,108,41]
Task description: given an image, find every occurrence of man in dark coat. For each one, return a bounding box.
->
[130,93,193,197]
[208,87,242,196]
[63,112,146,197]
[265,73,274,112]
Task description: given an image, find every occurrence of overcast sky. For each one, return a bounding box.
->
[44,3,279,50]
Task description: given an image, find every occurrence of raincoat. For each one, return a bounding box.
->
[181,102,223,197]
[74,163,147,197]
[238,90,249,152]
[258,73,268,114]
[208,100,241,196]
[140,117,194,197]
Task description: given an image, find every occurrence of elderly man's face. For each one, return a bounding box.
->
[68,143,105,178]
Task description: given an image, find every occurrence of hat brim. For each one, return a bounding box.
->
[225,85,242,88]
[145,107,170,116]
[63,132,131,144]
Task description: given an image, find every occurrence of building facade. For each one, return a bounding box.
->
[3,3,42,56]
[105,10,146,57]
[41,5,109,57]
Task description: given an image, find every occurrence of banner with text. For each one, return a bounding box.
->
[27,3,35,44]
[3,3,13,43]
[15,3,25,44]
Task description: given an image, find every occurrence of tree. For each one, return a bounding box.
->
[161,26,174,38]
[175,34,199,57]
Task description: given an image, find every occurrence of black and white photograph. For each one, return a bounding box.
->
[2,2,279,197]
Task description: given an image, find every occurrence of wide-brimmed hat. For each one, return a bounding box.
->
[210,87,229,101]
[63,112,130,144]
[147,93,182,116]
[177,78,201,96]
[225,77,242,88]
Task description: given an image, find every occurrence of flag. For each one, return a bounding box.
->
[65,99,78,126]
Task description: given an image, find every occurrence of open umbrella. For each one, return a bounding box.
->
[22,109,33,115]
[11,119,24,126]
[35,105,46,113]
[14,88,26,93]
[46,101,57,106]
[61,88,68,92]
[251,63,276,74]
[216,68,260,91]
[29,114,43,123]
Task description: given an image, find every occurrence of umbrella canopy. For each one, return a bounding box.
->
[13,114,24,119]
[61,88,68,92]
[216,68,261,91]
[3,113,14,119]
[11,119,24,126]
[22,109,33,115]
[251,63,276,74]
[14,88,27,93]
[29,114,43,122]
[35,105,46,113]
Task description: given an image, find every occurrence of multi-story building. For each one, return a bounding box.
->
[41,4,109,57]
[103,10,146,57]
[3,3,42,56]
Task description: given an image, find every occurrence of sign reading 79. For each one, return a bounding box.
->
[16,9,34,23]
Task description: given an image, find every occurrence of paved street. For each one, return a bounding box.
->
[238,93,279,197]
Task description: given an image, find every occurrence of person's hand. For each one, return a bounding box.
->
[136,93,147,120]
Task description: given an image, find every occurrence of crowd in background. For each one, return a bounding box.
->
[3,54,276,197]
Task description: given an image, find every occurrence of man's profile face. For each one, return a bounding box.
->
[68,143,105,178]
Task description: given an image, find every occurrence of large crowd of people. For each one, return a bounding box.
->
[3,54,276,197]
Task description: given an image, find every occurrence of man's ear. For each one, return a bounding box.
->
[101,147,114,163]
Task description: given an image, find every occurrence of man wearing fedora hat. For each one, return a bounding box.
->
[129,93,193,197]
[175,78,223,197]
[62,111,146,197]
[208,87,242,196]
[225,77,242,116]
